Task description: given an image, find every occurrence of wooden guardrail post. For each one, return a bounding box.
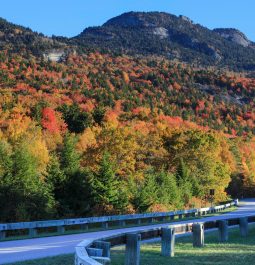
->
[102,222,109,229]
[119,220,126,227]
[94,241,111,258]
[86,247,103,257]
[148,217,154,223]
[161,227,175,257]
[137,219,141,225]
[239,217,248,237]
[29,228,37,237]
[57,225,65,234]
[125,233,141,265]
[218,220,228,242]
[193,223,204,247]
[80,224,89,230]
[160,216,166,222]
[0,231,6,240]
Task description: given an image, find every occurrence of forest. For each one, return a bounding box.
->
[0,49,255,222]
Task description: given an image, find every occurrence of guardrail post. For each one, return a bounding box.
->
[86,247,103,257]
[29,228,37,237]
[125,233,141,265]
[94,241,111,258]
[178,214,182,219]
[57,225,65,234]
[160,217,165,222]
[161,227,175,257]
[148,217,154,223]
[170,215,174,221]
[81,224,89,230]
[102,222,109,229]
[0,231,6,240]
[137,219,141,225]
[239,217,248,237]
[119,220,126,227]
[193,223,204,247]
[218,220,228,242]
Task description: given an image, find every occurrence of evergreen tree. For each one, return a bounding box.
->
[60,133,80,174]
[91,152,127,214]
[63,169,93,217]
[92,106,106,125]
[0,141,55,222]
[46,154,66,216]
[131,172,158,213]
[59,104,92,133]
[155,170,182,209]
[176,159,193,206]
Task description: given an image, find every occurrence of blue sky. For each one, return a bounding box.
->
[1,0,254,40]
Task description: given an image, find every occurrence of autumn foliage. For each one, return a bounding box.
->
[0,50,254,222]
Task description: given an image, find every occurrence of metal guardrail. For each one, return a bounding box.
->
[0,200,238,240]
[75,200,239,265]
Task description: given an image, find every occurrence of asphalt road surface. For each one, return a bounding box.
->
[0,199,254,264]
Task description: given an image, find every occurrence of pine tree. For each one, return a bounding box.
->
[60,133,80,174]
[176,158,189,182]
[63,169,93,217]
[0,141,55,222]
[46,154,66,216]
[176,159,193,206]
[91,152,127,214]
[131,172,158,213]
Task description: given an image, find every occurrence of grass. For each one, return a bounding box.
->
[10,217,255,265]
[1,206,236,242]
[9,255,73,265]
[110,224,255,265]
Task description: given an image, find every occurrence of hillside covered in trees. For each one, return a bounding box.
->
[0,49,254,222]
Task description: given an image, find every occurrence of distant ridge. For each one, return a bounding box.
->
[1,12,255,71]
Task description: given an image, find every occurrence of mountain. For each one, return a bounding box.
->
[1,12,255,71]
[74,12,255,71]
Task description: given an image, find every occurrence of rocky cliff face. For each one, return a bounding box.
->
[213,28,252,47]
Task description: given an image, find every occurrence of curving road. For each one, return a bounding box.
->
[0,199,254,264]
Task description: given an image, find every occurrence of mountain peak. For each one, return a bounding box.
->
[103,11,178,28]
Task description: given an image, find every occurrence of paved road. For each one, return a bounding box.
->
[0,199,254,264]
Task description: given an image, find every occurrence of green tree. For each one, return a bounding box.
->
[46,154,66,217]
[90,153,127,214]
[155,170,182,209]
[130,172,158,213]
[62,169,93,217]
[59,104,92,133]
[92,106,106,125]
[60,133,80,174]
[0,141,55,222]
